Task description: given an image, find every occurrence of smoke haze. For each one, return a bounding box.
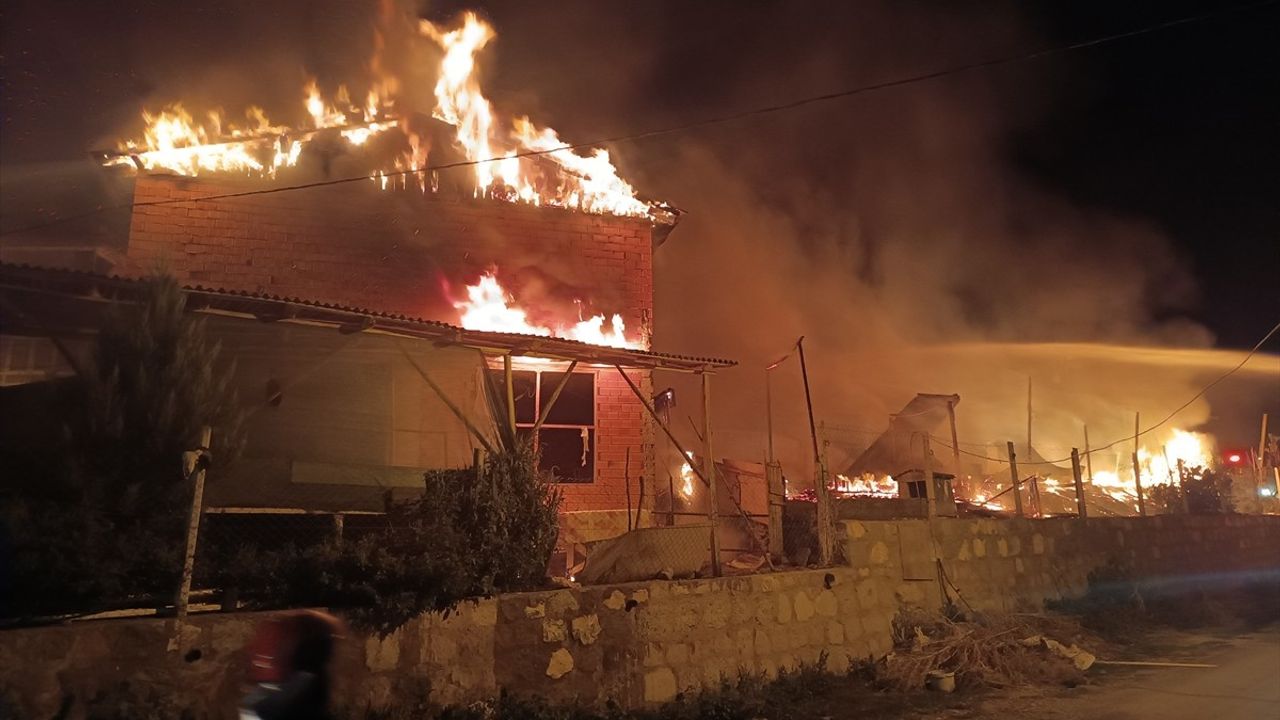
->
[2,0,1275,478]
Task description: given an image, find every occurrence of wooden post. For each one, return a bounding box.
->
[923,433,937,520]
[532,360,579,434]
[1083,424,1095,485]
[624,447,633,532]
[947,399,962,495]
[765,369,775,463]
[816,422,834,565]
[668,471,676,525]
[701,371,722,577]
[1007,441,1024,517]
[1176,459,1190,514]
[1071,448,1087,518]
[503,353,517,439]
[1133,412,1146,516]
[176,426,212,622]
[766,460,784,560]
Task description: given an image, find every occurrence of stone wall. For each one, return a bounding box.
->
[3,516,1277,717]
[844,514,1280,614]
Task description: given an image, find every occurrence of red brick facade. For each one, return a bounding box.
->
[123,174,656,515]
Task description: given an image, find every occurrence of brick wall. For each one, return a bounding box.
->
[122,175,657,516]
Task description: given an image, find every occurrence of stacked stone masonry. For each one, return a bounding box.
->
[2,516,1277,717]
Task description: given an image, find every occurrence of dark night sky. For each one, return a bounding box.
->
[1,0,1277,349]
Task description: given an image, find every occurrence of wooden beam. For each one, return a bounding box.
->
[532,360,580,435]
[702,371,722,576]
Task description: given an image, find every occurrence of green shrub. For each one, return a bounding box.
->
[1,274,242,619]
[225,442,561,635]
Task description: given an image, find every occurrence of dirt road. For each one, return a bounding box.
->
[973,625,1280,720]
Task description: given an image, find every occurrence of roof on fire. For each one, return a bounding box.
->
[0,262,736,372]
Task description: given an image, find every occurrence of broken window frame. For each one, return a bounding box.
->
[491,366,597,484]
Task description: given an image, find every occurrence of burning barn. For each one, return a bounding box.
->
[0,12,734,550]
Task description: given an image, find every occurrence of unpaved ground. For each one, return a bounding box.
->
[936,625,1280,720]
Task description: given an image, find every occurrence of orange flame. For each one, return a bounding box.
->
[420,13,651,217]
[455,273,640,349]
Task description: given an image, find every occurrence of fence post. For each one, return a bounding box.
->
[1071,448,1088,518]
[816,423,834,565]
[175,426,212,622]
[766,460,784,561]
[923,433,937,520]
[701,371,721,577]
[1007,441,1024,517]
[1131,451,1146,516]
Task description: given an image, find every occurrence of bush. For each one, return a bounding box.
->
[1,274,242,619]
[225,442,561,635]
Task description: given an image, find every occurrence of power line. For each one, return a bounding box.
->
[3,0,1274,240]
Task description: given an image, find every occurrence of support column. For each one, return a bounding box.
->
[701,371,721,577]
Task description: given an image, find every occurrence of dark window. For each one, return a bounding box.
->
[490,367,595,483]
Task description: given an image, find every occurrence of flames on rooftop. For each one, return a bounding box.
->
[100,12,661,223]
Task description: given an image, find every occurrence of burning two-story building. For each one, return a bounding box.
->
[0,12,735,553]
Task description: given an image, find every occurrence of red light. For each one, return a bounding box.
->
[1227,453,1243,464]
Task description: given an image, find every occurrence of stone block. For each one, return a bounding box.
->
[547,590,580,617]
[644,667,678,703]
[794,591,815,621]
[666,642,690,665]
[776,594,793,624]
[603,590,626,611]
[571,614,602,645]
[815,589,838,617]
[546,648,574,679]
[972,538,987,558]
[542,619,567,643]
[826,621,846,645]
[643,642,665,668]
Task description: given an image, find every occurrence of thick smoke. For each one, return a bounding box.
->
[3,0,1275,479]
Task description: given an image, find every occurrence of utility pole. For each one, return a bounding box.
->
[702,371,721,577]
[947,399,963,496]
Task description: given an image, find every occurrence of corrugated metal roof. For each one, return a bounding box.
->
[0,261,736,371]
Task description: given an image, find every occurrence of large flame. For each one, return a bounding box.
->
[104,10,655,219]
[455,273,640,349]
[420,13,651,217]
[832,473,897,498]
[977,428,1215,514]
[106,80,403,179]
